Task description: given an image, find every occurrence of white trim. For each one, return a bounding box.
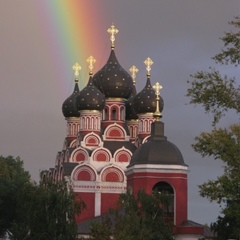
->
[95,192,101,216]
[102,123,130,141]
[72,180,127,194]
[127,175,188,180]
[125,164,189,176]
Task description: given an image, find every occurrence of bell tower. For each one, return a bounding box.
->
[126,70,188,226]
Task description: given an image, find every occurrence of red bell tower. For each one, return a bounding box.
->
[126,68,189,227]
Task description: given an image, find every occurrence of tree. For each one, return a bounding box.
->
[186,16,240,239]
[0,156,85,239]
[0,156,31,238]
[14,180,85,240]
[89,190,174,240]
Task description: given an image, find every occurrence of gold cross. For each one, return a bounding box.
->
[87,56,96,75]
[72,63,81,80]
[153,82,163,121]
[144,57,154,76]
[129,65,139,85]
[153,82,163,96]
[107,24,119,48]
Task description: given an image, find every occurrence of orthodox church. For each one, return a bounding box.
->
[42,25,212,239]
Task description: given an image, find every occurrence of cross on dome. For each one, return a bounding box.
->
[107,24,119,49]
[87,56,96,75]
[129,65,139,85]
[153,81,163,121]
[72,63,81,82]
[153,82,163,96]
[144,57,154,76]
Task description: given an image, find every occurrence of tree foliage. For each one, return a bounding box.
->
[187,16,240,239]
[0,156,85,240]
[0,156,31,238]
[89,190,174,240]
[213,16,240,66]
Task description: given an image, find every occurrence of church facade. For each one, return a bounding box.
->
[42,25,211,239]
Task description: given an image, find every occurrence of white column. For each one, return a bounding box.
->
[95,192,101,216]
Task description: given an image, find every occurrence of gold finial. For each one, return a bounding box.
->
[107,24,119,49]
[144,57,154,77]
[153,82,163,121]
[129,65,139,85]
[72,63,81,82]
[153,82,162,96]
[87,56,96,76]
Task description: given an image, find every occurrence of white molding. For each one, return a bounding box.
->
[125,164,189,176]
[72,180,127,194]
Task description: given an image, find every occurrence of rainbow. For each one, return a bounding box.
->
[36,1,109,95]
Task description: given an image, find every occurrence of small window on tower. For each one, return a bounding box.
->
[112,109,117,120]
[105,108,109,120]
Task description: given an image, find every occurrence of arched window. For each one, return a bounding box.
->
[104,108,109,120]
[152,182,174,222]
[112,108,117,120]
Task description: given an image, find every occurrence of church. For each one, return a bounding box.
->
[42,24,212,239]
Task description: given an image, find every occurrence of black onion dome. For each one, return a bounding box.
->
[129,121,186,166]
[125,85,138,120]
[132,77,164,114]
[93,50,133,99]
[76,76,105,111]
[62,83,80,118]
[129,140,186,166]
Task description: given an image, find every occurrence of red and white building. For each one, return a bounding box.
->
[42,25,212,239]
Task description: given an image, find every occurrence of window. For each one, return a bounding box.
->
[153,182,174,221]
[112,109,117,120]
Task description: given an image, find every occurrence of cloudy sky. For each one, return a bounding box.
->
[0,0,239,225]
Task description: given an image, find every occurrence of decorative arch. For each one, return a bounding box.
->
[55,152,61,166]
[104,106,110,120]
[120,105,125,121]
[65,149,71,162]
[54,170,58,183]
[142,136,150,144]
[71,147,89,162]
[92,147,111,162]
[48,170,52,179]
[70,139,77,148]
[41,172,47,182]
[72,164,97,181]
[101,166,125,182]
[104,123,127,140]
[109,104,120,120]
[113,147,132,163]
[58,166,63,181]
[83,132,102,147]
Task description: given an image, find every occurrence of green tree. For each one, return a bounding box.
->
[0,156,85,239]
[187,16,240,239]
[0,156,31,238]
[90,190,174,240]
[14,180,85,240]
[89,216,113,240]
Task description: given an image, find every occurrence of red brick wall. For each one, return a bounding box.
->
[75,192,95,223]
[101,193,120,215]
[127,171,188,226]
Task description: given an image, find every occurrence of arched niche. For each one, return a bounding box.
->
[152,182,174,222]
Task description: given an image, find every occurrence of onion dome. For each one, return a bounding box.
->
[126,65,138,120]
[76,56,105,111]
[132,58,164,114]
[62,63,81,118]
[93,24,133,99]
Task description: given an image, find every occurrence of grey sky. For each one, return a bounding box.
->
[0,0,239,225]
